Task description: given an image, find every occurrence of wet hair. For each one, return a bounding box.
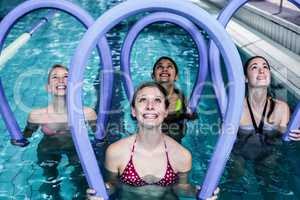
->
[243,56,270,75]
[131,81,170,109]
[152,56,179,77]
[47,64,68,83]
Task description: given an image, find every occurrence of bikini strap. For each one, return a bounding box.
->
[130,135,138,157]
[246,96,268,135]
[162,136,171,163]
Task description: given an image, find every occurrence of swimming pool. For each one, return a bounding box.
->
[0,0,299,199]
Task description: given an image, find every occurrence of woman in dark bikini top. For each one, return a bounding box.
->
[233,56,293,159]
[234,96,282,160]
[226,56,300,200]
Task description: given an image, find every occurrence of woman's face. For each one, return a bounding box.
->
[153,59,178,84]
[47,67,68,96]
[131,86,168,128]
[246,57,270,88]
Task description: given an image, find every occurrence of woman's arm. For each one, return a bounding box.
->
[171,144,196,197]
[103,142,123,194]
[84,107,97,132]
[279,100,290,133]
[178,91,198,120]
[87,143,122,199]
[103,168,119,195]
[279,101,300,141]
[277,100,300,141]
[23,121,39,138]
[289,129,300,141]
[172,171,198,197]
[86,189,104,200]
[23,110,42,138]
[86,170,118,200]
[12,118,39,147]
[275,100,300,141]
[88,120,97,133]
[171,143,218,199]
[172,172,219,199]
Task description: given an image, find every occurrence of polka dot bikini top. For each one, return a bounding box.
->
[120,136,179,187]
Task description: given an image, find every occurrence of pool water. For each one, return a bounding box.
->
[0,0,299,199]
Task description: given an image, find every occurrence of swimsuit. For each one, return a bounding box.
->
[41,124,58,135]
[233,97,281,160]
[22,121,85,197]
[175,99,183,115]
[120,136,179,187]
[162,89,187,143]
[229,97,285,195]
[41,123,69,136]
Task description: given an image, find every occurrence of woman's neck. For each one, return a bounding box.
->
[137,126,164,150]
[247,87,268,109]
[51,95,67,113]
[160,82,175,97]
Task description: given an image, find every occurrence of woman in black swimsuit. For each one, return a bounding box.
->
[224,56,300,199]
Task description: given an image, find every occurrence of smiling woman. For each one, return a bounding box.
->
[152,57,196,143]
[227,56,300,199]
[87,82,218,200]
[21,64,97,199]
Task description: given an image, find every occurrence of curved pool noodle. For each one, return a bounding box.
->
[283,101,300,141]
[209,0,248,118]
[67,0,244,198]
[120,12,208,115]
[0,1,113,146]
[0,0,111,198]
[289,0,300,8]
[282,0,300,141]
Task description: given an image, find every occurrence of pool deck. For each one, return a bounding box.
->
[192,0,300,100]
[249,0,299,26]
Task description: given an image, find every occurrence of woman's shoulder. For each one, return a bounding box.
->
[273,98,289,109]
[174,88,186,103]
[240,98,249,124]
[165,134,189,151]
[272,98,290,124]
[83,107,97,121]
[164,135,192,172]
[28,108,48,123]
[106,135,135,158]
[271,98,290,117]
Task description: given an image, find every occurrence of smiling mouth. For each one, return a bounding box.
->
[159,73,170,78]
[143,113,158,119]
[56,85,66,90]
[257,77,266,80]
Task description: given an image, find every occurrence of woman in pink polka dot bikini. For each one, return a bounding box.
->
[87,82,218,200]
